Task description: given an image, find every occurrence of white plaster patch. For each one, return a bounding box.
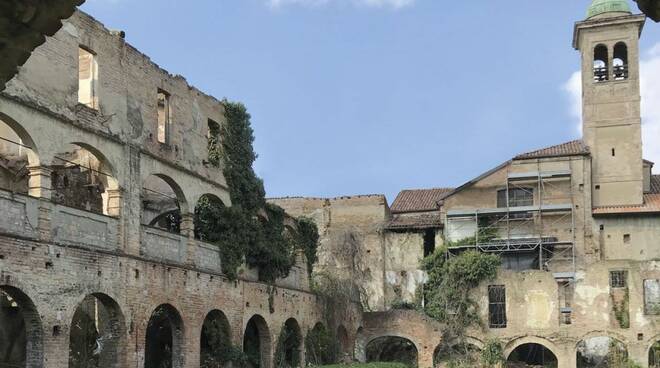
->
[524,290,553,329]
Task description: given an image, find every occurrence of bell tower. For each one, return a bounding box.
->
[573,0,646,207]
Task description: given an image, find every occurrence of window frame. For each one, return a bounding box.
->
[488,285,507,329]
[157,89,172,145]
[610,270,628,289]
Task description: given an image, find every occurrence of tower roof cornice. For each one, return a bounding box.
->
[572,14,645,50]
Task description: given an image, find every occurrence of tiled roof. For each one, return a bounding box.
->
[386,213,442,230]
[514,140,590,160]
[650,175,660,194]
[593,194,660,215]
[390,188,453,214]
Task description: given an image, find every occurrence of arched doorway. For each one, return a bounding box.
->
[337,325,351,361]
[507,343,557,367]
[305,323,336,366]
[144,304,184,368]
[650,340,660,368]
[243,315,271,368]
[275,318,303,368]
[366,336,418,367]
[577,336,628,367]
[200,310,232,368]
[68,294,125,368]
[0,286,43,368]
[194,194,226,242]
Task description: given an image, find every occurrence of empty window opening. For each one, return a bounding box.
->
[145,304,183,368]
[623,234,631,244]
[644,279,660,315]
[577,337,628,368]
[497,187,533,208]
[507,343,557,367]
[610,270,627,288]
[595,185,601,190]
[142,175,182,233]
[613,42,629,80]
[207,119,221,167]
[157,90,171,144]
[594,44,609,82]
[200,310,232,367]
[488,285,507,328]
[423,229,436,257]
[558,280,574,325]
[78,47,98,109]
[612,148,616,157]
[366,336,418,367]
[0,118,35,194]
[68,294,124,368]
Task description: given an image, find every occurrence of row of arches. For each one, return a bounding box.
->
[0,285,348,368]
[360,334,660,367]
[0,112,231,238]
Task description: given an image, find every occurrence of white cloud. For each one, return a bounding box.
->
[563,43,660,166]
[268,0,415,9]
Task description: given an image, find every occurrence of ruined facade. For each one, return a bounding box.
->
[0,10,361,368]
[274,2,660,367]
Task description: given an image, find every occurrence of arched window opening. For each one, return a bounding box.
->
[51,144,118,216]
[613,42,629,80]
[507,343,557,367]
[275,318,303,368]
[594,44,609,82]
[305,323,337,366]
[434,343,481,367]
[650,341,660,368]
[200,310,232,368]
[243,315,271,368]
[144,304,184,368]
[0,286,43,368]
[194,194,226,241]
[366,336,418,367]
[577,337,628,367]
[0,117,37,194]
[68,294,124,368]
[142,175,182,233]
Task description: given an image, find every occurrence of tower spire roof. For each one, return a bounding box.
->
[587,0,632,19]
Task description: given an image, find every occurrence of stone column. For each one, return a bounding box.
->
[28,166,53,240]
[180,213,197,266]
[105,188,123,217]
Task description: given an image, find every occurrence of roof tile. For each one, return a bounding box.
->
[515,140,590,160]
[390,188,453,213]
[593,193,660,215]
[386,213,442,230]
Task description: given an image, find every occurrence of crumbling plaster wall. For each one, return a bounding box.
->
[270,196,390,311]
[383,231,427,306]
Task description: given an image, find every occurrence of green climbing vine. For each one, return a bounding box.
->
[421,245,500,365]
[195,100,320,282]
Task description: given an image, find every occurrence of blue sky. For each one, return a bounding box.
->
[81,0,660,202]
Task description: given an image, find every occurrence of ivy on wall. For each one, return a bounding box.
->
[195,100,319,282]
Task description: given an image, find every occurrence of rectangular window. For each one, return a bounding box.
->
[644,279,660,315]
[623,234,631,244]
[488,285,507,328]
[497,188,533,208]
[207,119,221,167]
[78,47,98,109]
[610,270,627,289]
[157,90,171,144]
[423,229,436,257]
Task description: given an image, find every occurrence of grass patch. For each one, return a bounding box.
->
[312,363,411,368]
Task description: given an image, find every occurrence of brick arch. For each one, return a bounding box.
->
[504,335,561,358]
[0,285,43,368]
[143,173,189,214]
[276,317,304,367]
[243,314,272,368]
[144,303,185,368]
[575,330,630,348]
[200,309,232,366]
[68,292,126,368]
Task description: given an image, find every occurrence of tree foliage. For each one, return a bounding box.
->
[421,247,500,363]
[195,100,320,282]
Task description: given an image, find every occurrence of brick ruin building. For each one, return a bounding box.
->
[1,1,660,368]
